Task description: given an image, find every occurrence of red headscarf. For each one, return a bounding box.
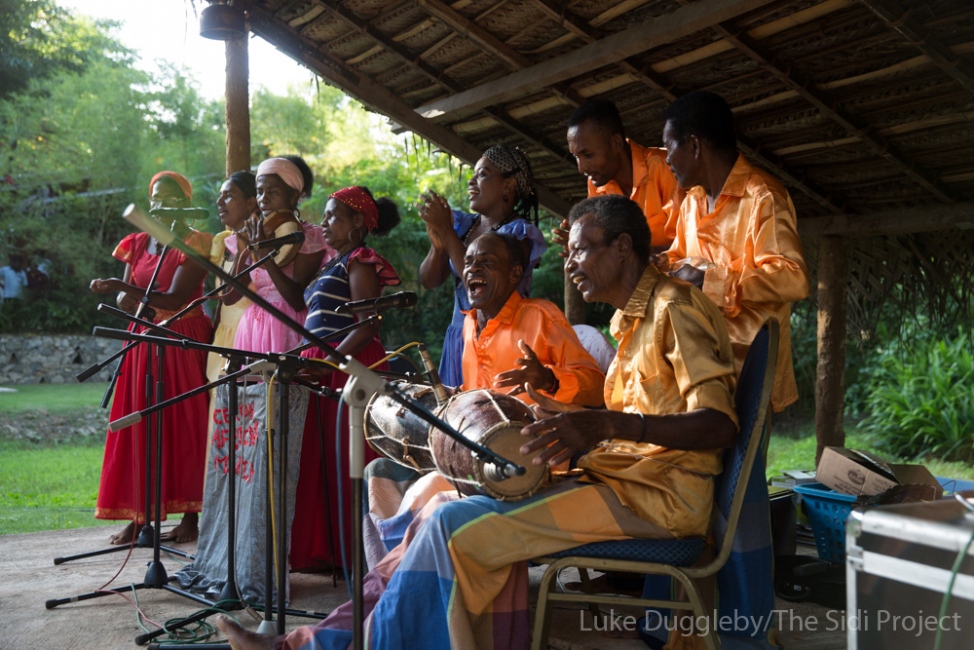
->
[148,171,193,201]
[330,186,379,232]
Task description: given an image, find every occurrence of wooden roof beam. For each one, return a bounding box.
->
[416,0,585,107]
[526,0,844,215]
[799,202,974,237]
[309,1,570,168]
[247,5,571,218]
[416,0,532,70]
[713,23,955,203]
[859,0,974,100]
[415,0,778,119]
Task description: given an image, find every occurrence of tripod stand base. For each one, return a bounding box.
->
[257,620,277,635]
[148,645,230,650]
[53,524,195,565]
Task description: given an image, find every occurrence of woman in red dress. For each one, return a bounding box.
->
[89,171,213,545]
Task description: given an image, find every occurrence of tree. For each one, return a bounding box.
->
[0,9,224,333]
[0,0,105,99]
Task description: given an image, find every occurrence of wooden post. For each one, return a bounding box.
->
[564,275,585,325]
[225,36,250,177]
[815,235,847,464]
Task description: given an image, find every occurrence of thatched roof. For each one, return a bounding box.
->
[241,0,974,330]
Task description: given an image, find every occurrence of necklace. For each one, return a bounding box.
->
[462,212,517,246]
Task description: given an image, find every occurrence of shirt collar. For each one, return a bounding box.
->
[591,140,645,199]
[718,152,748,199]
[610,265,659,340]
[628,140,649,191]
[465,290,522,329]
[685,152,747,209]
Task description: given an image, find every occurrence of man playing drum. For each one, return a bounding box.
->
[362,231,607,560]
[216,195,739,650]
[459,232,605,407]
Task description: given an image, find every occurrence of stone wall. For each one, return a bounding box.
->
[0,335,119,384]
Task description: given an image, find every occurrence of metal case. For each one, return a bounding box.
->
[845,493,974,649]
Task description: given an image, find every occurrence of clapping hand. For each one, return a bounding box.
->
[551,218,570,258]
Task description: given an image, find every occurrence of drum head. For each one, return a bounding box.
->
[364,382,439,472]
[431,389,547,501]
[475,423,546,499]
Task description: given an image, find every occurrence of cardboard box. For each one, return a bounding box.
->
[815,447,942,498]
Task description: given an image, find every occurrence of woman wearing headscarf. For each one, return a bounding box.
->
[222,157,329,354]
[89,171,213,545]
[290,185,402,571]
[419,144,547,387]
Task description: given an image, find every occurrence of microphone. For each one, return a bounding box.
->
[417,343,450,406]
[336,291,418,315]
[247,230,306,250]
[149,207,210,220]
[483,461,527,482]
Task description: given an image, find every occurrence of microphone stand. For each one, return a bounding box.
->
[56,248,285,566]
[80,321,386,647]
[93,235,168,409]
[115,205,525,648]
[76,248,283,387]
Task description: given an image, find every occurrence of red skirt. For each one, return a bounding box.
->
[95,310,213,523]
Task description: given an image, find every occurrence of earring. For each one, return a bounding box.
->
[502,194,509,204]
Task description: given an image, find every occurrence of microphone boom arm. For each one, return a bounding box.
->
[118,205,526,476]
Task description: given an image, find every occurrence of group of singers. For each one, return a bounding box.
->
[90,90,810,650]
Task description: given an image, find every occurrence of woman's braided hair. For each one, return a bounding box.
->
[482,144,539,225]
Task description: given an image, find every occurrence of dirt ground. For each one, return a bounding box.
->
[0,405,845,649]
[0,524,847,650]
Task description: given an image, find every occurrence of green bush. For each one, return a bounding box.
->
[857,329,974,463]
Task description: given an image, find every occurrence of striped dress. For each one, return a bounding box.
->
[290,245,400,570]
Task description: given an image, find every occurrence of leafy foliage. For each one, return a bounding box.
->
[0,10,225,334]
[857,326,974,463]
[0,0,107,99]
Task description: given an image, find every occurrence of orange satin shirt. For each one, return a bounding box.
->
[578,266,738,537]
[461,292,605,407]
[666,154,809,411]
[588,140,685,250]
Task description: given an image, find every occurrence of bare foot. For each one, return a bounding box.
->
[214,615,276,650]
[108,522,137,546]
[160,512,199,543]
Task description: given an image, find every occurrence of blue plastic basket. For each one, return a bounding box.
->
[793,482,856,563]
[794,477,974,564]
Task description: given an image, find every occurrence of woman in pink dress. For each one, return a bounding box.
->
[222,157,329,354]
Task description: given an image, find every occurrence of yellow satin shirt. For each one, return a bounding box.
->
[578,266,738,537]
[666,154,809,411]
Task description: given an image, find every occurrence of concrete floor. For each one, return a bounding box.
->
[0,525,845,649]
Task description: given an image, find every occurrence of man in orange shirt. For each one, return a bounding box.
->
[460,232,605,407]
[557,99,684,253]
[662,90,809,413]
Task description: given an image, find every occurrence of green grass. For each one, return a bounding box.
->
[0,439,115,535]
[767,417,974,482]
[0,382,114,534]
[0,382,110,413]
[2,384,973,535]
